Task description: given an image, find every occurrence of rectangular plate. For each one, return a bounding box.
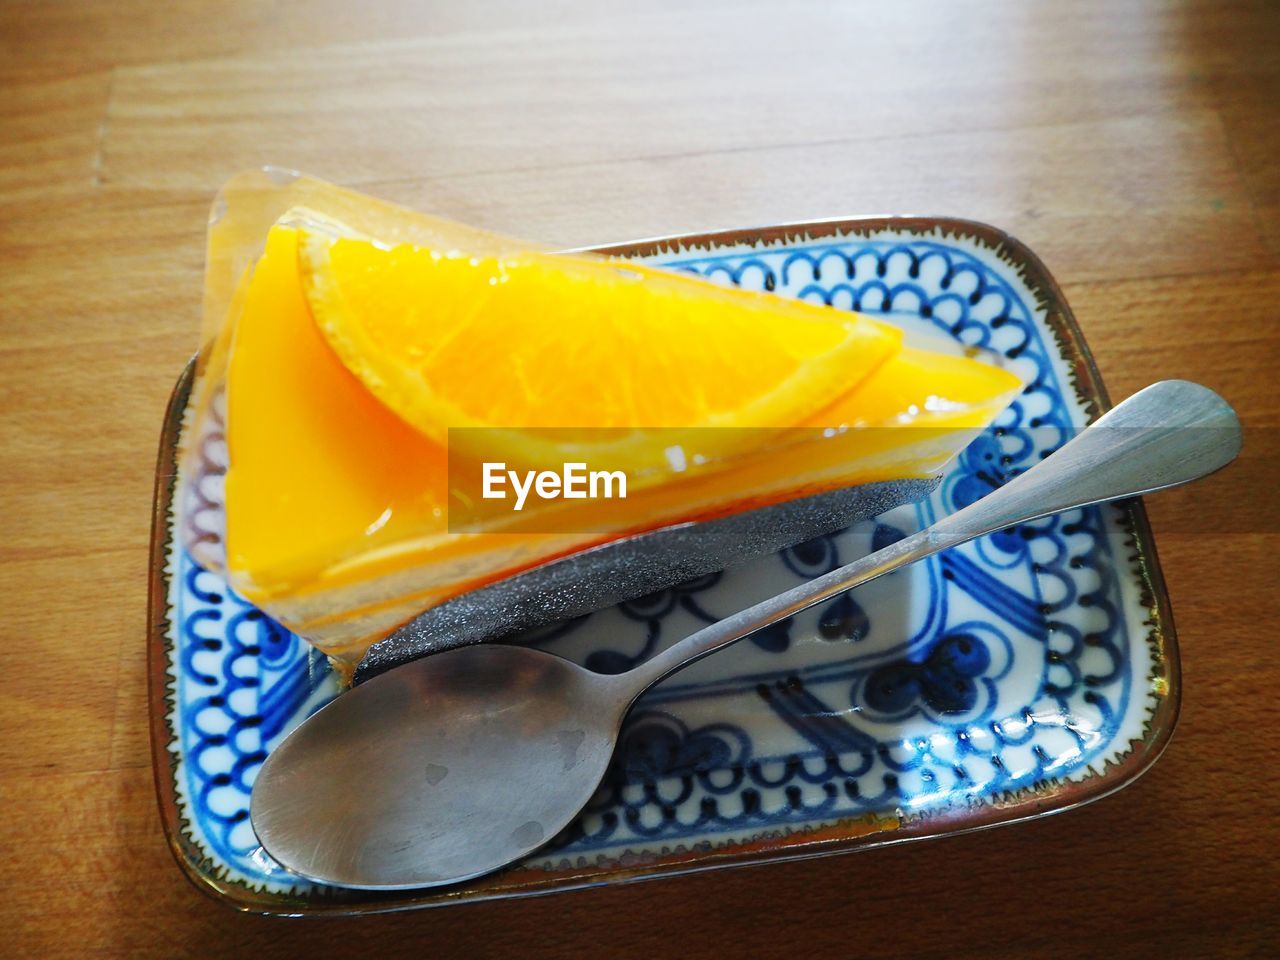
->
[149,216,1178,915]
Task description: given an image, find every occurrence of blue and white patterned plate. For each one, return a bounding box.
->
[149,217,1177,915]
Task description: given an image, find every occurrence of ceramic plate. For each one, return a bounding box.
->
[149,216,1178,915]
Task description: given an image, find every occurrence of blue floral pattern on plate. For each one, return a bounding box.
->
[155,220,1173,910]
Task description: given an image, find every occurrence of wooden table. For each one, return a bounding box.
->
[3,1,1277,956]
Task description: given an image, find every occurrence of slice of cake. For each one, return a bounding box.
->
[182,172,1023,674]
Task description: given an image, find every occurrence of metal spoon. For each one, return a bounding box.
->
[250,380,1240,889]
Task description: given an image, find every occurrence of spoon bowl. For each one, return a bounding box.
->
[250,644,626,889]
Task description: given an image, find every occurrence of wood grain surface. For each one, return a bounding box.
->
[2,1,1277,957]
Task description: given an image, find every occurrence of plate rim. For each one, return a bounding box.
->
[147,214,1180,916]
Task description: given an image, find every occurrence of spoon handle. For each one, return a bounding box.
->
[624,380,1241,694]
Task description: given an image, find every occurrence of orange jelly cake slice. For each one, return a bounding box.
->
[213,209,1023,672]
